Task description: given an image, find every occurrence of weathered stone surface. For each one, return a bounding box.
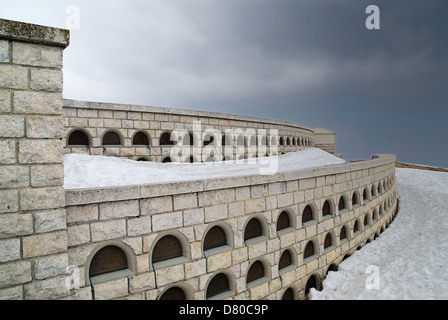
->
[67,224,90,246]
[0,140,16,164]
[25,116,64,138]
[0,64,28,89]
[30,164,64,187]
[66,204,98,224]
[154,264,184,287]
[0,165,29,189]
[0,39,8,62]
[13,91,63,115]
[0,89,11,113]
[0,213,33,238]
[0,115,25,138]
[90,219,126,242]
[22,231,67,258]
[127,215,151,236]
[24,276,70,300]
[92,278,128,300]
[30,68,63,92]
[0,261,32,288]
[99,200,139,220]
[152,211,182,231]
[20,186,65,211]
[140,196,173,215]
[19,139,63,164]
[34,253,69,280]
[34,208,66,233]
[0,238,21,263]
[12,42,64,67]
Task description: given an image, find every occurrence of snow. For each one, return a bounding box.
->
[63,147,346,189]
[311,168,448,300]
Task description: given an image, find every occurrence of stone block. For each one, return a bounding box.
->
[24,276,70,300]
[0,261,32,288]
[152,211,182,232]
[0,39,8,62]
[30,68,63,92]
[204,204,228,223]
[25,115,63,138]
[66,204,98,224]
[30,164,64,187]
[19,139,62,164]
[154,264,184,287]
[183,207,204,226]
[0,165,29,189]
[12,42,63,68]
[0,213,33,238]
[23,231,67,258]
[0,286,23,300]
[90,219,126,242]
[0,115,25,137]
[140,196,173,215]
[199,188,235,206]
[0,238,21,263]
[13,91,63,115]
[0,90,11,113]
[206,250,232,272]
[173,193,197,210]
[20,186,65,211]
[67,224,90,246]
[99,200,139,220]
[34,208,66,233]
[0,64,28,89]
[244,198,265,214]
[34,253,69,280]
[127,215,152,236]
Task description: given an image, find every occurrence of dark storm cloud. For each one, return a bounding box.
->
[1,0,447,166]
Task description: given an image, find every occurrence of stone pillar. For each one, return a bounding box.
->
[0,19,70,299]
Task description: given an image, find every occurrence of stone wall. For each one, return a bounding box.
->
[0,19,70,299]
[64,154,397,300]
[62,99,318,163]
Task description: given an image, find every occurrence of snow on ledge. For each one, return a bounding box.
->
[63,148,346,190]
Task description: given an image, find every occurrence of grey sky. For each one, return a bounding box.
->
[2,0,447,167]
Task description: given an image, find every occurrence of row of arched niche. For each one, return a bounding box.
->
[86,177,397,300]
[66,129,313,149]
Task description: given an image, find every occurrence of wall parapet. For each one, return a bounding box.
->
[64,153,397,300]
[65,154,395,206]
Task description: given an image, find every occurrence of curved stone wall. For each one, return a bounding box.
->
[65,153,398,300]
[62,99,318,163]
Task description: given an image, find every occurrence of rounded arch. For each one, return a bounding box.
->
[301,203,317,226]
[323,231,335,252]
[303,239,318,261]
[67,128,91,147]
[304,274,322,299]
[85,241,135,285]
[202,222,233,254]
[276,209,294,233]
[102,129,123,146]
[322,198,334,218]
[158,284,192,300]
[150,232,190,269]
[339,224,349,242]
[278,246,297,274]
[338,194,348,212]
[282,286,298,300]
[159,131,174,146]
[353,218,361,235]
[205,271,235,300]
[243,215,268,244]
[246,258,270,288]
[132,131,151,146]
[363,187,370,203]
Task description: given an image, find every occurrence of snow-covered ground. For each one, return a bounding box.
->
[311,167,448,300]
[63,147,345,189]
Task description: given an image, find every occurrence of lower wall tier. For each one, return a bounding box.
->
[64,154,397,300]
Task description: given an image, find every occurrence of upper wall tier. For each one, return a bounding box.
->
[62,99,328,162]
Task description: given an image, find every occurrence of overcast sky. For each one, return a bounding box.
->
[2,0,447,167]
